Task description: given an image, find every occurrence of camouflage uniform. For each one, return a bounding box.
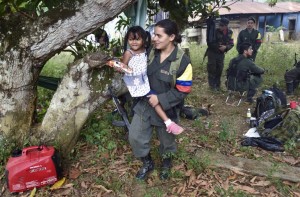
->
[237,29,262,62]
[258,107,300,145]
[284,61,300,95]
[129,47,192,158]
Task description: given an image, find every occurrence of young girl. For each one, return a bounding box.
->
[108,26,184,135]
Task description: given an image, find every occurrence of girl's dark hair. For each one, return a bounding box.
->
[239,42,252,54]
[155,19,182,44]
[123,26,148,51]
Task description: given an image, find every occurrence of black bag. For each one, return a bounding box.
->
[241,137,284,152]
[253,85,287,119]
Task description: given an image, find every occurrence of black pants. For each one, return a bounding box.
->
[207,50,225,89]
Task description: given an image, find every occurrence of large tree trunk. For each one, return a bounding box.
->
[37,53,128,152]
[0,0,136,150]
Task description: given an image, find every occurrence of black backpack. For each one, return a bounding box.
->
[253,85,287,119]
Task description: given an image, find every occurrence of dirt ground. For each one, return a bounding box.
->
[1,76,300,197]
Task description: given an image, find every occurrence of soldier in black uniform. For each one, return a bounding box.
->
[236,17,262,62]
[285,61,300,95]
[227,42,265,103]
[207,18,234,91]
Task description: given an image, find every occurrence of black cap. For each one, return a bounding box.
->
[248,16,256,23]
[220,18,229,26]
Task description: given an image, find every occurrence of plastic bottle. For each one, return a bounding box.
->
[246,108,251,124]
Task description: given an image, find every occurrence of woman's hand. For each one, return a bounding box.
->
[147,94,159,107]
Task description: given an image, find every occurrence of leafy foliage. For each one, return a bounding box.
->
[148,0,234,30]
[0,0,83,18]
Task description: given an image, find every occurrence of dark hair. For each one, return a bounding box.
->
[94,28,109,48]
[220,18,229,26]
[239,42,252,54]
[155,19,182,44]
[248,16,256,23]
[123,26,148,51]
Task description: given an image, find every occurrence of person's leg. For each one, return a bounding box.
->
[154,104,184,135]
[284,69,298,95]
[247,75,263,102]
[251,51,257,62]
[207,51,217,90]
[129,113,154,180]
[156,125,177,180]
[215,54,225,90]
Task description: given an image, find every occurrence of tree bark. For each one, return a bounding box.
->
[38,52,128,152]
[0,0,136,149]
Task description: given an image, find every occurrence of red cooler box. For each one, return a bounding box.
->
[5,145,62,193]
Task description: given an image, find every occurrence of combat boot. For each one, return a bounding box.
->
[286,82,294,95]
[245,89,256,104]
[159,157,172,180]
[136,153,154,180]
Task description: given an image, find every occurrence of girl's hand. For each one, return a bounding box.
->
[147,94,159,107]
[106,60,133,74]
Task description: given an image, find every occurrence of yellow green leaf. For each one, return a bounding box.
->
[50,177,66,190]
[29,187,36,197]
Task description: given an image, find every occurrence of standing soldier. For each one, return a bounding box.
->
[236,17,262,62]
[207,17,234,91]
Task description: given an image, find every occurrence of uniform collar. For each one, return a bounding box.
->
[154,46,178,62]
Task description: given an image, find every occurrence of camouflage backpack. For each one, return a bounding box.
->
[257,107,300,144]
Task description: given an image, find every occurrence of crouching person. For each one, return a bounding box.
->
[284,61,300,95]
[128,19,193,180]
[231,42,265,103]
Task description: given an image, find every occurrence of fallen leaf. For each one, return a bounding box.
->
[293,192,300,197]
[188,172,196,187]
[59,188,73,195]
[228,173,237,181]
[233,185,259,194]
[50,177,66,190]
[251,180,271,186]
[250,176,257,183]
[283,157,300,165]
[92,184,112,193]
[62,183,74,189]
[29,187,36,197]
[81,181,88,189]
[222,179,229,191]
[177,186,184,194]
[69,168,81,179]
[230,168,247,176]
[185,169,194,176]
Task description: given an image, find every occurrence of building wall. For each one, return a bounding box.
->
[186,13,300,45]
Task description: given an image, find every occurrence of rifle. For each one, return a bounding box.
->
[202,16,216,64]
[294,53,299,67]
[108,87,130,132]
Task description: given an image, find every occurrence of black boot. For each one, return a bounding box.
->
[136,154,154,180]
[159,157,172,180]
[286,82,294,95]
[246,89,256,104]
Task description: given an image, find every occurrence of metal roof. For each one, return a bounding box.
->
[219,1,300,15]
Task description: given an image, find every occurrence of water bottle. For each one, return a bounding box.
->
[246,108,251,124]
